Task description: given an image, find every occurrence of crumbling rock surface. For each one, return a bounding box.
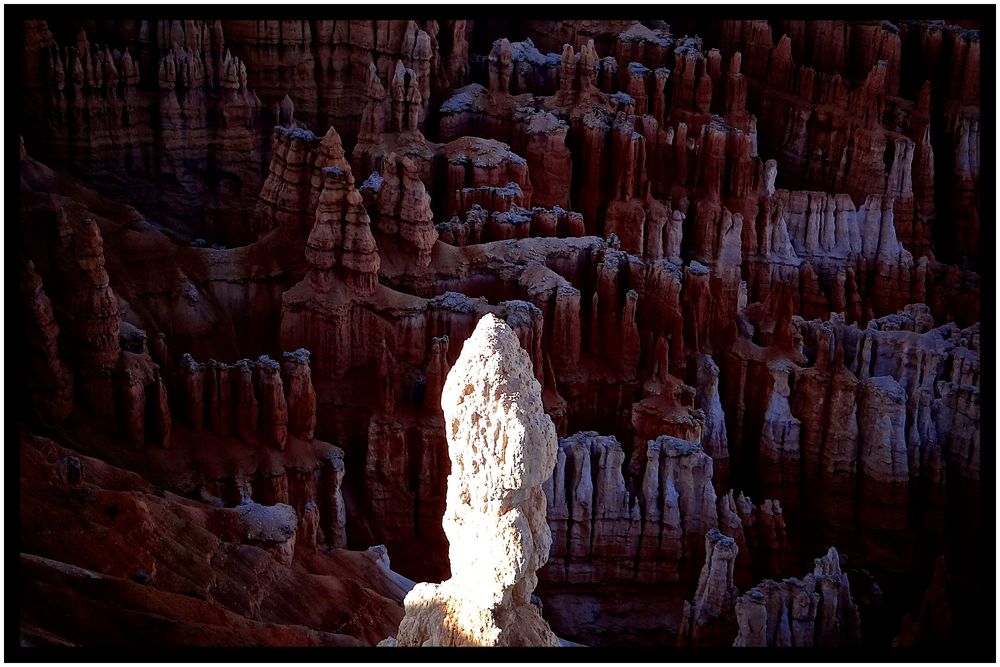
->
[395,314,560,646]
[19,430,409,647]
[20,261,74,422]
[733,547,862,647]
[675,535,863,648]
[677,529,740,646]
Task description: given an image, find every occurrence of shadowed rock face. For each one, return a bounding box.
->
[732,547,862,648]
[16,15,981,652]
[677,529,740,646]
[18,431,408,648]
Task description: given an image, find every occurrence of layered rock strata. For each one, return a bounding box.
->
[24,20,263,243]
[16,16,982,651]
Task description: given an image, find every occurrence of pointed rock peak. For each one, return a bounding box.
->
[491,37,512,55]
[865,60,888,90]
[319,125,345,152]
[22,259,43,291]
[763,159,778,196]
[814,546,842,575]
[79,217,102,243]
[212,20,225,45]
[706,526,737,550]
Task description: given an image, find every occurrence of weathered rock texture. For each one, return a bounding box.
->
[23,20,264,244]
[221,20,470,142]
[20,261,74,421]
[19,430,408,647]
[733,547,862,647]
[17,15,982,652]
[672,534,862,648]
[396,314,559,646]
[677,529,740,646]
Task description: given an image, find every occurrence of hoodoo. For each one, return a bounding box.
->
[395,314,560,646]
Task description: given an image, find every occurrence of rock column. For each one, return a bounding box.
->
[396,314,560,647]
